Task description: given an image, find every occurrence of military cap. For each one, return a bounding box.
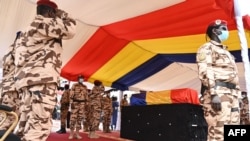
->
[37,0,58,9]
[208,19,227,28]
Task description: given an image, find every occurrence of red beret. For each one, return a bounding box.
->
[37,0,58,9]
[208,19,227,27]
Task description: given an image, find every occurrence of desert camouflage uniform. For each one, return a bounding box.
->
[196,41,241,141]
[14,9,76,141]
[0,42,20,130]
[88,85,105,131]
[60,88,70,128]
[83,89,91,132]
[69,83,88,131]
[240,97,249,125]
[101,92,113,132]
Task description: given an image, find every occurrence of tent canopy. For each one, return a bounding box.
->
[0,0,249,92]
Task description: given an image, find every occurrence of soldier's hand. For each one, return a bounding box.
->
[211,95,221,111]
[56,9,67,19]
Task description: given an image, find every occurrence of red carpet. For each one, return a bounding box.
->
[47,131,133,141]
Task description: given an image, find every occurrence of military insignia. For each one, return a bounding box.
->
[215,20,221,25]
[198,52,206,61]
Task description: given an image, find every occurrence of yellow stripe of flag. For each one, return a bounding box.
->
[146,90,172,105]
[89,42,156,86]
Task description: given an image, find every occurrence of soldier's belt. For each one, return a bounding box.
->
[72,99,87,102]
[62,103,69,106]
[215,80,236,89]
[231,107,239,112]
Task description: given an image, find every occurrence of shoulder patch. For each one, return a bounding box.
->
[198,52,206,61]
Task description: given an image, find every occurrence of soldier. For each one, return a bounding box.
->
[88,80,105,138]
[196,19,241,141]
[240,91,249,125]
[101,91,113,133]
[0,31,21,131]
[120,94,129,111]
[68,75,88,139]
[14,0,76,140]
[56,84,70,134]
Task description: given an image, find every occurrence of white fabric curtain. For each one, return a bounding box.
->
[234,0,250,118]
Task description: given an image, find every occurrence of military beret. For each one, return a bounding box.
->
[37,0,58,9]
[94,80,102,86]
[208,19,227,28]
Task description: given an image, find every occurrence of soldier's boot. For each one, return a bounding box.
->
[83,123,89,132]
[83,127,89,132]
[102,124,106,133]
[106,125,111,133]
[75,129,82,139]
[89,131,99,139]
[68,129,74,140]
[56,126,66,134]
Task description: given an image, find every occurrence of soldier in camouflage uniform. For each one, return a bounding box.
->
[0,32,21,131]
[101,91,113,133]
[88,80,105,138]
[68,75,88,139]
[196,20,241,141]
[13,1,76,140]
[240,91,249,125]
[56,84,70,134]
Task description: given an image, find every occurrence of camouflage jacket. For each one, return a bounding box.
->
[196,40,240,97]
[14,9,76,90]
[101,96,112,111]
[60,89,70,105]
[1,44,16,93]
[70,83,88,102]
[89,85,105,101]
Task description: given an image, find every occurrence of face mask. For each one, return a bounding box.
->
[79,78,84,83]
[218,30,229,42]
[242,94,246,98]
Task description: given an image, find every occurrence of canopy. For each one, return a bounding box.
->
[0,0,249,93]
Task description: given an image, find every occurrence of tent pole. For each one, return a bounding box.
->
[234,0,250,121]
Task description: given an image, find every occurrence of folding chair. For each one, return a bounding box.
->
[0,105,20,141]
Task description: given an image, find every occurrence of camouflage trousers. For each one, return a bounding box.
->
[202,92,240,141]
[83,104,90,130]
[88,102,102,131]
[0,91,20,130]
[102,109,112,129]
[16,83,57,141]
[70,102,85,130]
[60,104,69,128]
[240,98,249,125]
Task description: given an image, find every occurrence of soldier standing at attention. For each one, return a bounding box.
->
[56,84,70,134]
[69,75,88,139]
[101,91,113,133]
[196,19,241,141]
[0,31,21,131]
[14,0,76,140]
[88,80,105,138]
